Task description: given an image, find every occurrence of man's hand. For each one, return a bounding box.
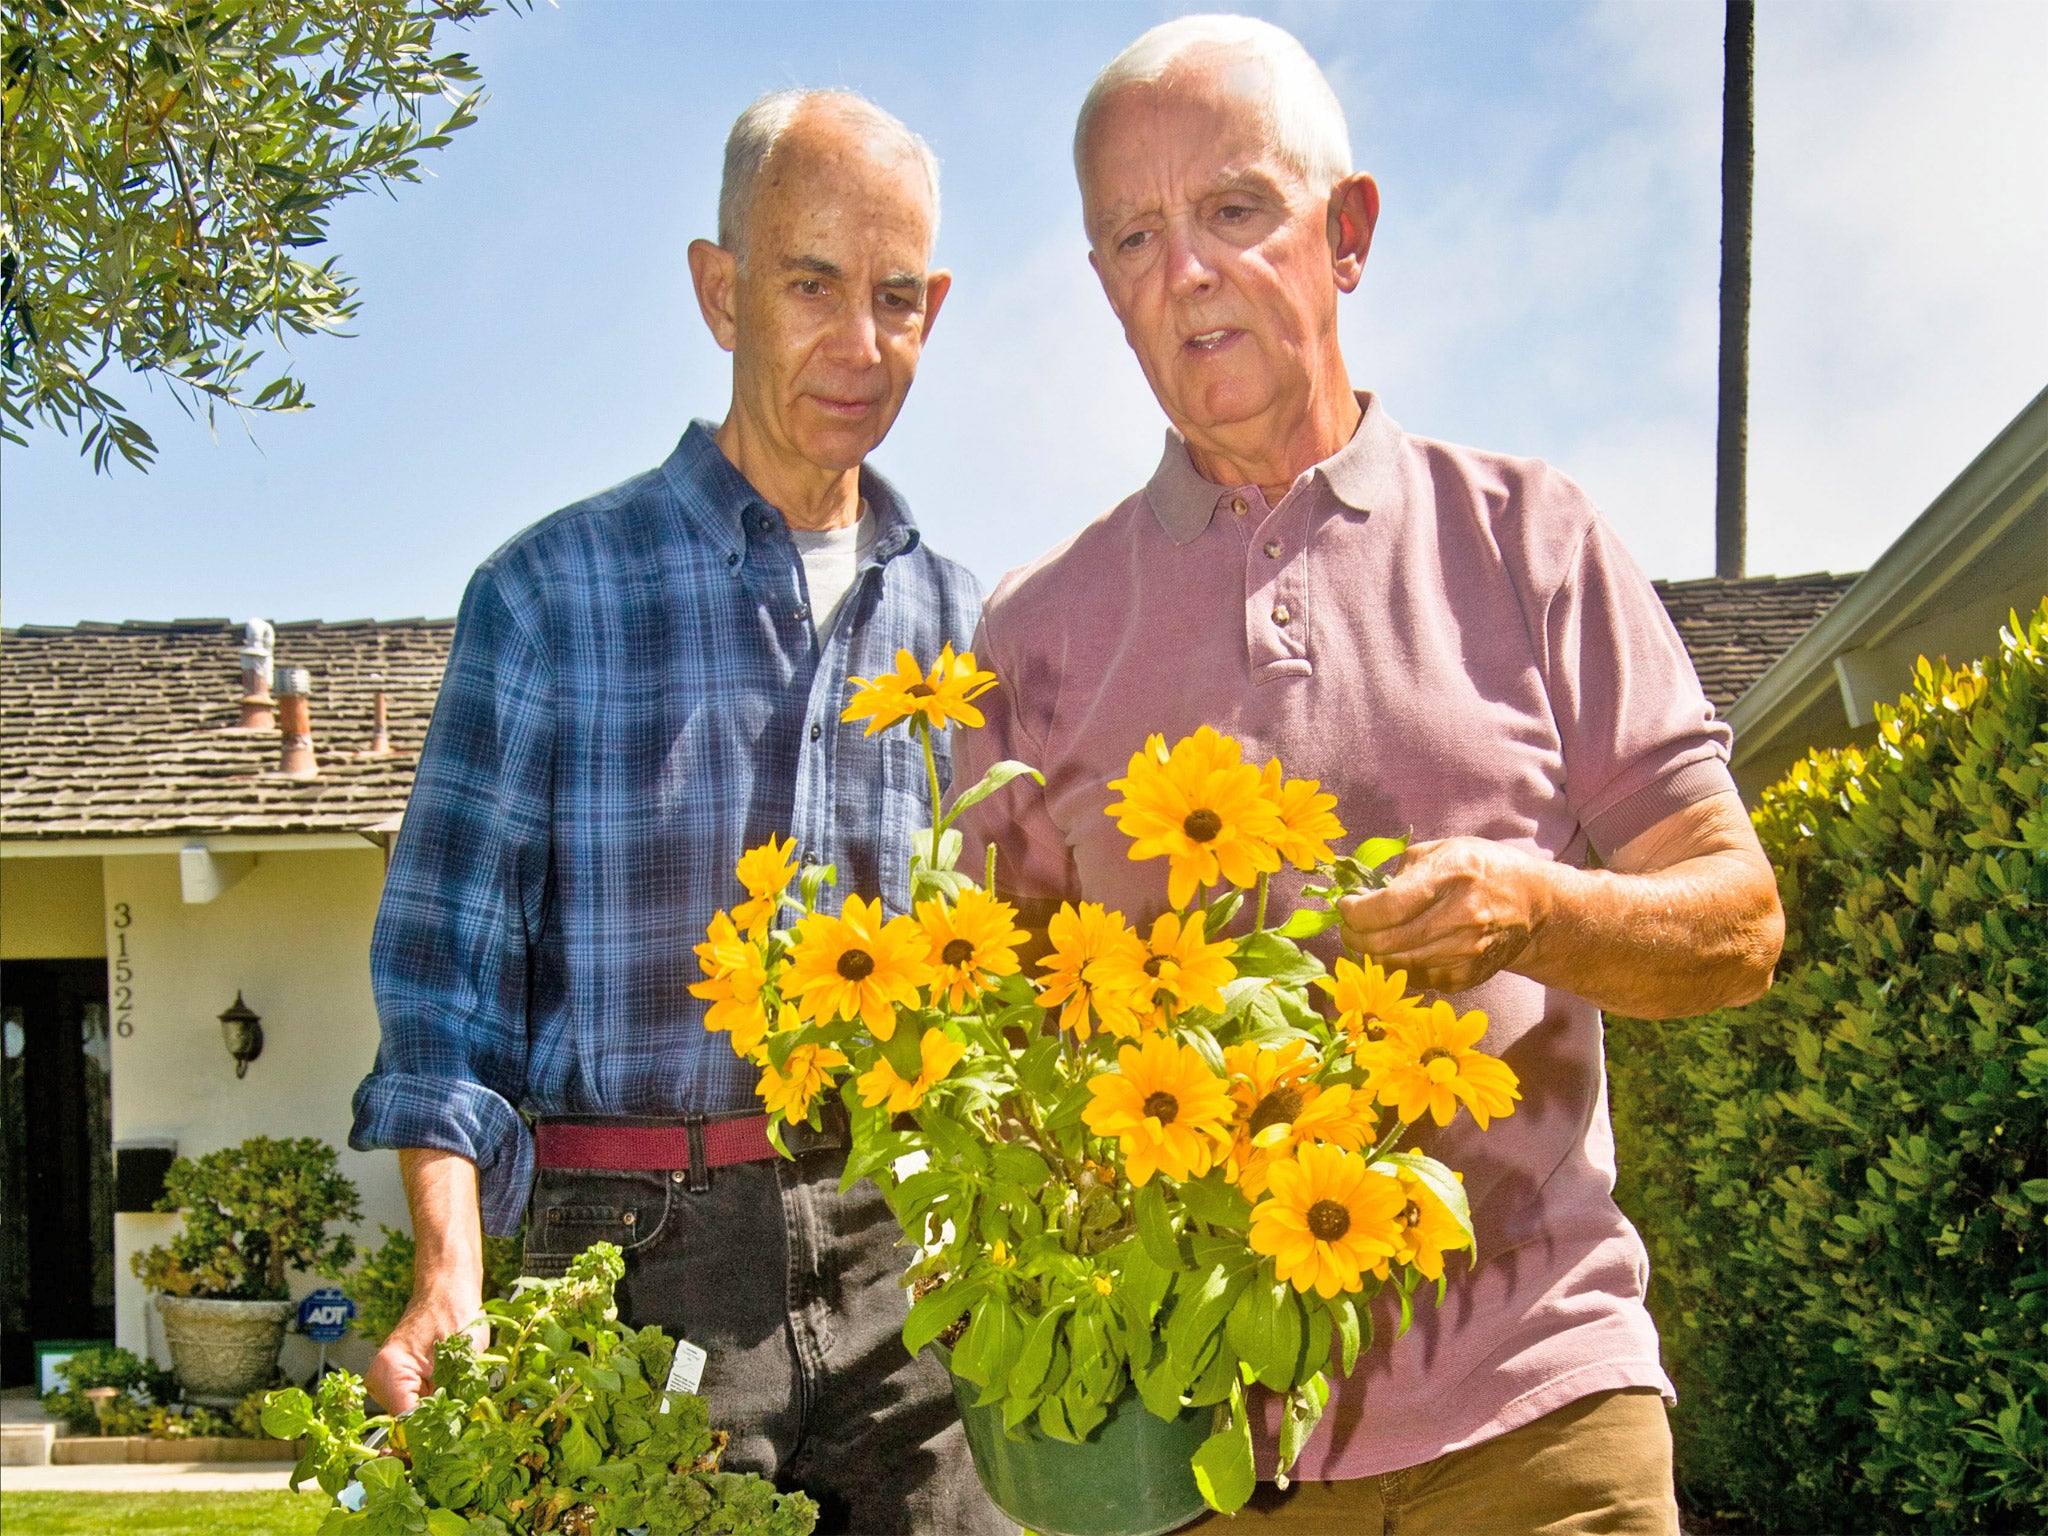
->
[1336,837,1552,996]
[1337,793,1783,1019]
[364,1148,491,1417]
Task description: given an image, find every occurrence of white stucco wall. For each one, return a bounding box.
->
[103,846,404,1376]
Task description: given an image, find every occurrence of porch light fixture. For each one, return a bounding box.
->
[219,992,263,1078]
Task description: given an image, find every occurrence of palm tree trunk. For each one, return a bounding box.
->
[1716,1,1755,578]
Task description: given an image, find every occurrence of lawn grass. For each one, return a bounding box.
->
[0,1490,330,1534]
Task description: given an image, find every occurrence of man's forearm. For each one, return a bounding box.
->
[399,1147,486,1304]
[1518,847,1782,1019]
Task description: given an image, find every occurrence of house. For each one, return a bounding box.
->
[4,386,2039,1385]
[0,618,451,1384]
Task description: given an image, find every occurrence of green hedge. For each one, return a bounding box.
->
[1610,600,2048,1533]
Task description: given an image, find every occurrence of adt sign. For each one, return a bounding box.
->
[297,1287,356,1344]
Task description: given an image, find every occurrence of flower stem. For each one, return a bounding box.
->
[919,721,945,845]
[1254,872,1270,931]
[1368,1119,1411,1163]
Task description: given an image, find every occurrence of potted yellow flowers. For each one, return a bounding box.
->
[693,648,1520,1536]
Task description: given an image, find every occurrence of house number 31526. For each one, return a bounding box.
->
[111,901,135,1037]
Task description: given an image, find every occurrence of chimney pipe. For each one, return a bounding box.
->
[364,691,394,758]
[276,667,318,779]
[234,618,276,731]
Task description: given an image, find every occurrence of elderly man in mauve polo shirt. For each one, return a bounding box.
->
[351,89,1007,1535]
[954,16,1784,1535]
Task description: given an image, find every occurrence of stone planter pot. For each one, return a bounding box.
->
[937,1343,1216,1536]
[154,1295,295,1406]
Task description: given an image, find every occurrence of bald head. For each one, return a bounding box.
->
[720,90,940,269]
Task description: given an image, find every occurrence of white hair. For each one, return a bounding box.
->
[718,88,941,265]
[1074,14,1352,206]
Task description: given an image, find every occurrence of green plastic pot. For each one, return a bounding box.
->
[938,1346,1217,1536]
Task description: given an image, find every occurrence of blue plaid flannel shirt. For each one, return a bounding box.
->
[351,423,982,1233]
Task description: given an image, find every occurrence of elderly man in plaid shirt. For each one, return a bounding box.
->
[352,90,1008,1535]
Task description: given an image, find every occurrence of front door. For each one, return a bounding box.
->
[1,959,115,1386]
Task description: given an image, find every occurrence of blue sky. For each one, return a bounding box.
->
[5,0,2043,626]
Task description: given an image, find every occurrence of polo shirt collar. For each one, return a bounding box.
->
[1142,391,1405,547]
[659,420,921,564]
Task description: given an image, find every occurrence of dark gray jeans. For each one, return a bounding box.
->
[522,1136,1010,1535]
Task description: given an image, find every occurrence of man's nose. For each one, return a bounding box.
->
[1162,222,1217,300]
[822,303,884,368]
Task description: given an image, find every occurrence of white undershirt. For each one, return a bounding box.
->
[790,502,874,641]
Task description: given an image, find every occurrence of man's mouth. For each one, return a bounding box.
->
[1183,328,1241,353]
[811,395,880,417]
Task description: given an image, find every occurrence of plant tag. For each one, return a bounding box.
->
[664,1338,707,1398]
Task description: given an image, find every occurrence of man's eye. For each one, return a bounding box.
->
[794,279,827,297]
[1117,229,1151,253]
[879,291,912,310]
[1217,204,1253,221]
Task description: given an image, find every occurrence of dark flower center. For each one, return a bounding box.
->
[1363,1021,1387,1042]
[1418,1047,1455,1069]
[1182,808,1224,843]
[941,939,976,967]
[836,948,876,981]
[1403,1201,1423,1228]
[1247,1087,1305,1137]
[1142,1091,1180,1125]
[908,682,936,698]
[1307,1199,1352,1242]
[1143,956,1165,977]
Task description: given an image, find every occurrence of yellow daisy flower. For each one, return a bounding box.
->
[782,895,932,1039]
[854,1028,968,1114]
[1222,1040,1377,1197]
[1086,910,1238,1035]
[1249,1143,1406,1298]
[690,911,773,1045]
[1035,901,1147,1041]
[1082,1035,1236,1187]
[1104,726,1285,909]
[1319,956,1425,1050]
[1259,760,1346,870]
[1372,1000,1522,1130]
[1372,1164,1472,1283]
[756,1043,849,1125]
[916,888,1028,1011]
[731,834,799,935]
[841,644,998,736]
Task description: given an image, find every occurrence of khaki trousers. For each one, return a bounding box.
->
[1182,1387,1680,1535]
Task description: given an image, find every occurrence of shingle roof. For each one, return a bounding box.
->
[0,575,1860,839]
[1650,572,1861,712]
[1,619,452,839]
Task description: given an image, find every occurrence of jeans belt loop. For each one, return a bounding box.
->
[685,1117,712,1193]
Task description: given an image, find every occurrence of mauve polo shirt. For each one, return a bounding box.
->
[953,392,1736,1479]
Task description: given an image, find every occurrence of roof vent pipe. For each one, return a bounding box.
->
[364,691,394,758]
[235,618,276,730]
[276,667,318,779]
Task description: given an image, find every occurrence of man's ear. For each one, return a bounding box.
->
[1328,172,1380,294]
[687,238,740,353]
[919,269,953,343]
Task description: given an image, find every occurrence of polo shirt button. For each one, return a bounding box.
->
[793,604,809,621]
[809,723,822,741]
[1264,539,1283,559]
[1231,497,1249,517]
[1271,604,1291,626]
[726,553,740,568]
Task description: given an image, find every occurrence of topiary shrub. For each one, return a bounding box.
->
[132,1135,362,1300]
[1610,601,2048,1533]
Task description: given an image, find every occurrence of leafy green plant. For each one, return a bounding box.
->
[1610,601,2048,1532]
[696,660,1520,1513]
[133,1135,362,1300]
[346,1226,525,1345]
[263,1243,818,1536]
[2,0,512,471]
[41,1343,176,1433]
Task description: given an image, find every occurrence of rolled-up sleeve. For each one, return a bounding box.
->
[352,563,553,1235]
[1539,513,1738,859]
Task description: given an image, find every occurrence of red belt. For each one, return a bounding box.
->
[535,1116,777,1172]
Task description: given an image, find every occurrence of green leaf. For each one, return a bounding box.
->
[1275,1373,1330,1476]
[1179,1170,1254,1233]
[1192,1387,1255,1513]
[904,1275,985,1357]
[1354,835,1409,870]
[943,760,1045,826]
[1136,1181,1187,1271]
[1009,1302,1072,1401]
[426,1512,470,1536]
[1230,931,1326,985]
[259,1388,314,1441]
[1330,1293,1365,1375]
[1204,887,1246,938]
[1275,906,1342,939]
[1226,1270,1303,1390]
[1168,1259,1255,1373]
[799,861,838,911]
